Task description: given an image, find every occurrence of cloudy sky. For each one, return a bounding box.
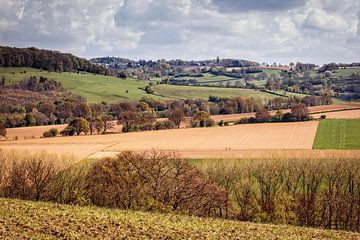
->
[1,0,360,64]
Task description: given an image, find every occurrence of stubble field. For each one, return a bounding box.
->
[0,121,319,159]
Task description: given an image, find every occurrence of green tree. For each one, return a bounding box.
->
[25,113,36,126]
[61,117,90,136]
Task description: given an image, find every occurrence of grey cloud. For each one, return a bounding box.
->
[212,0,306,12]
[0,0,360,64]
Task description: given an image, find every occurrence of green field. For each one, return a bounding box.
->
[0,67,282,102]
[0,67,155,103]
[152,84,280,100]
[333,67,360,78]
[313,119,360,149]
[0,198,357,239]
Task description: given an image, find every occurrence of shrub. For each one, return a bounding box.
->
[43,128,59,138]
[0,150,72,201]
[153,120,175,130]
[145,85,154,94]
[43,131,53,138]
[85,151,228,217]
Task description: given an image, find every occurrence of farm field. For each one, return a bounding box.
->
[313,119,360,149]
[152,84,282,100]
[1,198,358,240]
[211,103,360,123]
[3,103,358,141]
[312,109,360,119]
[0,121,319,159]
[333,67,360,78]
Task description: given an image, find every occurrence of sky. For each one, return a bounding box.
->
[0,0,360,65]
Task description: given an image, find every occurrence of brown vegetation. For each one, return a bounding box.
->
[201,157,360,231]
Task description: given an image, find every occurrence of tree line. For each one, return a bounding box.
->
[202,158,360,232]
[0,46,115,76]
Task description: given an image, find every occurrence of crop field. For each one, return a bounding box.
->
[312,109,360,119]
[0,121,319,159]
[1,198,357,240]
[211,103,360,123]
[313,119,360,149]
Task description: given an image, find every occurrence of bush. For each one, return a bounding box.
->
[153,120,175,130]
[145,86,154,94]
[0,150,72,201]
[43,131,53,138]
[85,151,228,217]
[43,128,59,138]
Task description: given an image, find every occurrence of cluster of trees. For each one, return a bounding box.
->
[0,150,227,217]
[238,104,310,124]
[0,46,115,75]
[203,158,360,231]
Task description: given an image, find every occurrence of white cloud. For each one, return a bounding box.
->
[0,0,359,64]
[304,8,348,31]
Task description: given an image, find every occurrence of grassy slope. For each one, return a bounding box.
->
[0,198,358,240]
[152,84,279,100]
[333,67,360,78]
[0,67,157,103]
[0,67,280,102]
[313,119,360,149]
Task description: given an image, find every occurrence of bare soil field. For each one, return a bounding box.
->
[0,121,319,158]
[211,103,360,123]
[312,109,360,119]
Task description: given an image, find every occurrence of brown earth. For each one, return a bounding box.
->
[211,103,360,123]
[311,109,360,119]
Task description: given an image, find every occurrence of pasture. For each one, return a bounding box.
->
[313,119,360,149]
[0,67,282,102]
[0,67,155,103]
[152,84,280,100]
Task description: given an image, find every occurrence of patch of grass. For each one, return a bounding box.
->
[333,67,360,78]
[313,119,360,149]
[0,198,358,239]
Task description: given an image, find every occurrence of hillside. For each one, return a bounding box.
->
[0,198,358,239]
[0,46,112,75]
[0,67,283,102]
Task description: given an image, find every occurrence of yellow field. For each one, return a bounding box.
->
[312,109,360,119]
[1,121,320,158]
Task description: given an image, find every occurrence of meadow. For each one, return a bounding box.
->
[152,84,279,100]
[0,67,282,102]
[0,67,154,103]
[313,119,360,149]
